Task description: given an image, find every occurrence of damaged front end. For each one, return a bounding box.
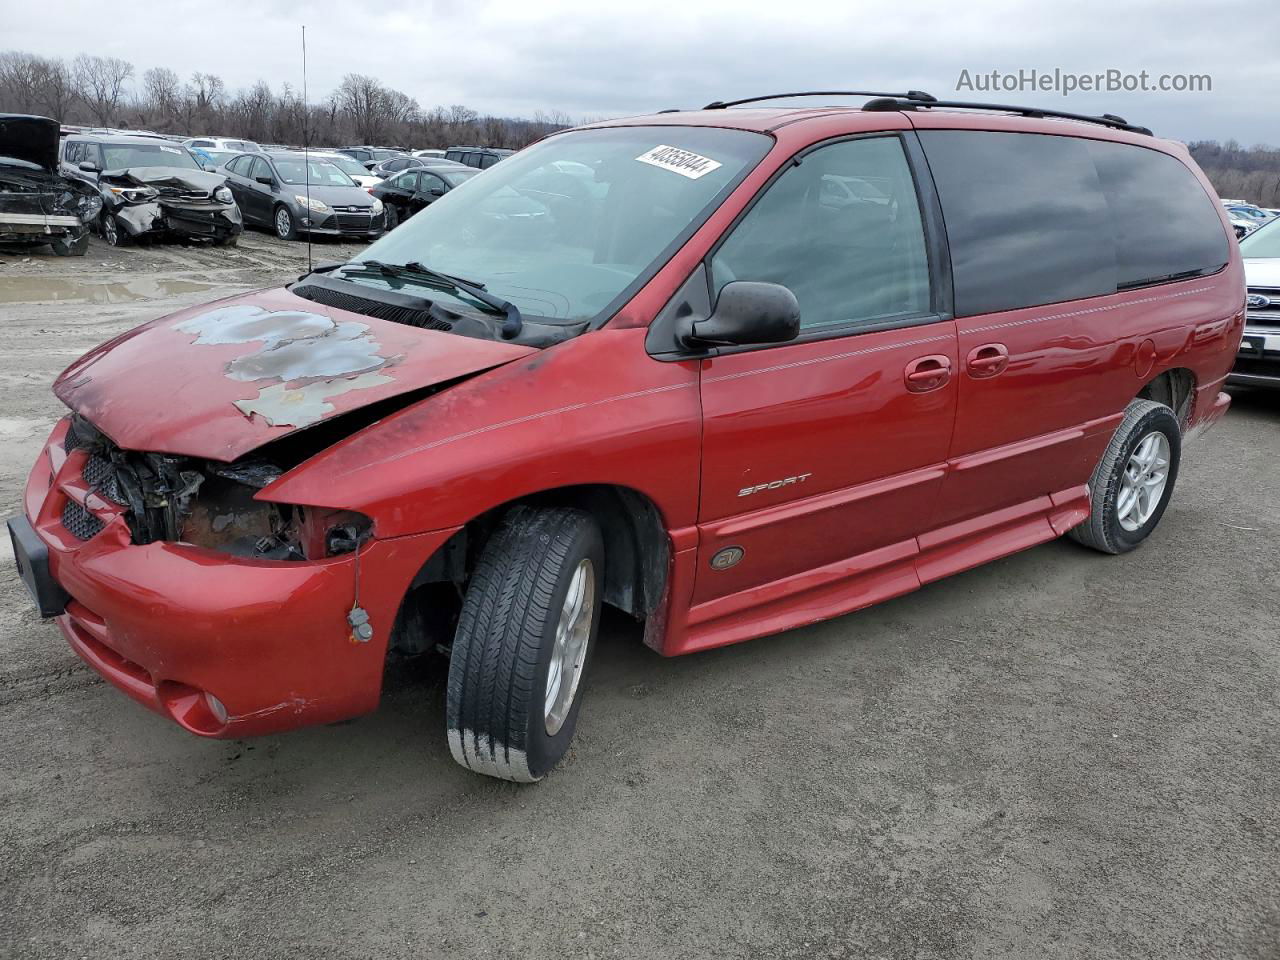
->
[101,167,242,244]
[65,414,368,561]
[1,115,101,256]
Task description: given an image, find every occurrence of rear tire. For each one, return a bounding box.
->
[1069,399,1181,554]
[446,506,603,782]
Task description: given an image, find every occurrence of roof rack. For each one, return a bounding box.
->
[702,90,938,110]
[862,94,1152,136]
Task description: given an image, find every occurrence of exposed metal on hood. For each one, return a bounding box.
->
[53,287,539,461]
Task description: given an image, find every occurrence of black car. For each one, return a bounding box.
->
[221,151,385,240]
[60,133,242,246]
[370,166,478,228]
[1,114,101,256]
[367,155,469,181]
[444,146,514,170]
[334,146,405,170]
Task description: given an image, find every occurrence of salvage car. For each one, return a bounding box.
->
[9,92,1242,783]
[61,133,242,246]
[445,145,514,169]
[221,151,385,240]
[370,165,477,228]
[0,114,101,256]
[1231,216,1280,387]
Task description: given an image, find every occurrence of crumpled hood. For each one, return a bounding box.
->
[104,166,227,192]
[54,286,537,461]
[0,114,60,172]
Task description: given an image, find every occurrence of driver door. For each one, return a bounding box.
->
[693,134,958,613]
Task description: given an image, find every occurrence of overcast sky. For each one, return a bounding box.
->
[8,0,1278,144]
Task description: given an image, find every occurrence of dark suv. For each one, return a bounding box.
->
[444,145,514,169]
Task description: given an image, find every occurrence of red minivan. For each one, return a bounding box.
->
[9,92,1243,781]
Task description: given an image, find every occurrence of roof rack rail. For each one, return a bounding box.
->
[862,94,1152,136]
[702,90,937,110]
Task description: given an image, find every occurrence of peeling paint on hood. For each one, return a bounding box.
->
[54,286,539,461]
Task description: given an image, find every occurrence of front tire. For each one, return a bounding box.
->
[273,205,297,240]
[99,212,126,246]
[384,203,399,230]
[1069,398,1182,554]
[446,506,603,782]
[51,232,89,256]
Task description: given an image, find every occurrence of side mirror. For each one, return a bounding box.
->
[78,161,99,173]
[363,161,377,170]
[681,281,801,348]
[255,174,274,186]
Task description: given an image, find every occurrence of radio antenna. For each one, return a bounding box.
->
[301,24,312,273]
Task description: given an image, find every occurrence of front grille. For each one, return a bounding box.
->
[156,186,211,202]
[83,453,124,503]
[334,212,374,232]
[62,500,105,541]
[291,281,453,331]
[1245,287,1280,328]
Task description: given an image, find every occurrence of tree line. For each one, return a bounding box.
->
[0,50,573,150]
[1187,141,1280,208]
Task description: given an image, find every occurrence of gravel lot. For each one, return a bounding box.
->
[1,232,1277,960]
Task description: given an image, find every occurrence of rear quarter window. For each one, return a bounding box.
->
[919,130,1229,317]
[1084,139,1229,289]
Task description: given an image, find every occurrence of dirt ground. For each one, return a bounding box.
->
[1,231,1277,960]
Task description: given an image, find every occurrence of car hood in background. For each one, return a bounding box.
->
[53,286,537,461]
[103,166,227,192]
[1243,258,1280,287]
[0,114,60,172]
[292,183,380,208]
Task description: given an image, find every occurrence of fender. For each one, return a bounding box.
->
[260,327,703,538]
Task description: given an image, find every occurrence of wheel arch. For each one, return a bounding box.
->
[389,483,671,656]
[1138,367,1196,425]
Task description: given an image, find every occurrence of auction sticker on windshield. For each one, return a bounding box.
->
[635,145,723,179]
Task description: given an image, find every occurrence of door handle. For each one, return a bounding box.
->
[966,343,1010,378]
[904,354,952,393]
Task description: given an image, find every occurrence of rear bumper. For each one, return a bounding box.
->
[18,418,451,738]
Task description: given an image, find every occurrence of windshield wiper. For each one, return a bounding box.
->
[342,259,523,338]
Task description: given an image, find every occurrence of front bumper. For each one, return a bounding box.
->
[114,200,242,242]
[16,417,450,738]
[1227,326,1280,387]
[304,208,384,239]
[0,211,89,244]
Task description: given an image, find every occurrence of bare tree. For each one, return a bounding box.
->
[35,57,75,122]
[142,66,182,128]
[336,73,391,144]
[0,51,43,113]
[73,54,133,125]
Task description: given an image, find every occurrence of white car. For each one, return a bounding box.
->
[306,151,383,188]
[412,149,446,158]
[1233,219,1280,388]
[183,136,262,154]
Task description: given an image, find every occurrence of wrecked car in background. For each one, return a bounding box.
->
[0,114,101,257]
[60,133,242,246]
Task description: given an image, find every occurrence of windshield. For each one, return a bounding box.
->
[351,126,771,322]
[102,143,200,171]
[1240,216,1280,258]
[325,155,370,178]
[274,158,356,186]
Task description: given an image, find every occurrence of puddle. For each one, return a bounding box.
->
[0,276,218,305]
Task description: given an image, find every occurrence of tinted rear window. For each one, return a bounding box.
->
[919,131,1228,316]
[1085,139,1230,289]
